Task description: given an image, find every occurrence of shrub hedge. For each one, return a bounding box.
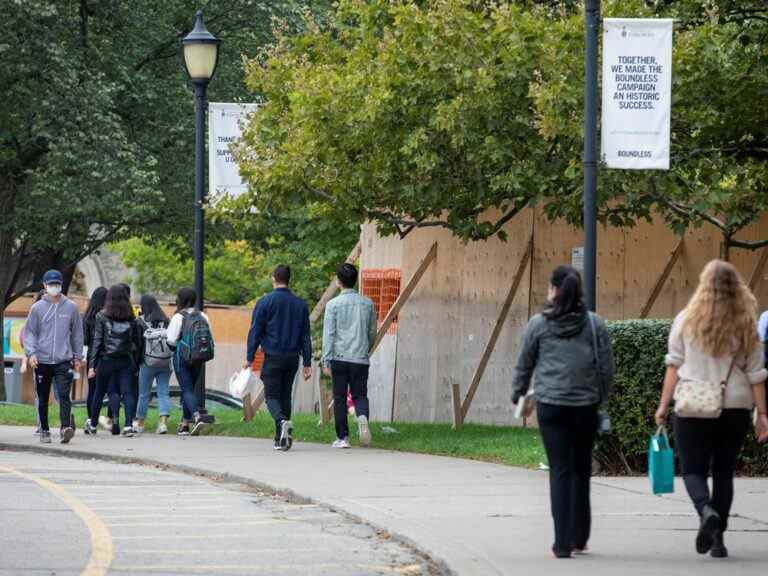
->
[597,319,768,476]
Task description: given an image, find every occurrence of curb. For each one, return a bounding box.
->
[0,441,454,576]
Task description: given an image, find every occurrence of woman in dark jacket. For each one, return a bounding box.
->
[511,265,614,559]
[83,287,107,434]
[87,285,142,436]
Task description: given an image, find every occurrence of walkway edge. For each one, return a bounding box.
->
[0,442,454,576]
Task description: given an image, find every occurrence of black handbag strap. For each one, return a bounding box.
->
[588,312,608,404]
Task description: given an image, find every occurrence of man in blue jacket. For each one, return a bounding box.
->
[246,265,312,451]
[24,270,84,444]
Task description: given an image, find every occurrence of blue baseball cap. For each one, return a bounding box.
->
[42,270,64,285]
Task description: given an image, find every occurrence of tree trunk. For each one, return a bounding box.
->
[721,238,731,262]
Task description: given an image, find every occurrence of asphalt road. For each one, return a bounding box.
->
[0,451,432,576]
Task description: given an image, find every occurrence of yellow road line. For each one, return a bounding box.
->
[0,465,114,576]
[109,563,424,574]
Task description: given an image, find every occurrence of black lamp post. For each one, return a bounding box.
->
[183,10,219,417]
[583,0,600,312]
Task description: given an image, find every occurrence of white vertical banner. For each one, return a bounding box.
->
[602,19,673,170]
[208,102,259,198]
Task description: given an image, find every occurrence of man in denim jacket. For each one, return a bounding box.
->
[322,263,377,449]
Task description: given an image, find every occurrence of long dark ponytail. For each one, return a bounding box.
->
[544,265,585,318]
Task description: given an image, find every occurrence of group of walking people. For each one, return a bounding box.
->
[24,272,213,442]
[513,259,768,559]
[243,263,375,451]
[21,257,768,560]
[23,261,376,454]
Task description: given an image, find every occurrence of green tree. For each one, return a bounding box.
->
[531,0,768,256]
[235,0,571,242]
[0,0,330,394]
[235,0,767,257]
[114,238,266,306]
[115,203,359,307]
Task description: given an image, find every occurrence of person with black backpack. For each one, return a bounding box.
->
[166,287,214,436]
[135,294,172,435]
[87,285,142,437]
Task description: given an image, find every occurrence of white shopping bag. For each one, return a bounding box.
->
[229,368,253,399]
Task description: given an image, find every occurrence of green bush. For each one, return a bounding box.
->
[597,319,768,476]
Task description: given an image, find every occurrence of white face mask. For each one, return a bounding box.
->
[46,285,62,297]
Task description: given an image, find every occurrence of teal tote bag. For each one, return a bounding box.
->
[648,426,674,495]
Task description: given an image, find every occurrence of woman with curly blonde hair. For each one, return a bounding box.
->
[655,260,768,559]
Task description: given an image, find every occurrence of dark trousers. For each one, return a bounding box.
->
[87,361,114,422]
[537,402,599,554]
[261,354,299,441]
[91,356,136,429]
[173,356,202,422]
[35,363,73,432]
[675,409,751,532]
[331,360,370,440]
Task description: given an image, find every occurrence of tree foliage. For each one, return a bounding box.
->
[235,0,767,250]
[0,0,327,309]
[533,0,768,254]
[235,0,575,241]
[115,204,359,306]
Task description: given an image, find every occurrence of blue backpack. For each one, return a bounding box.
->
[177,310,215,365]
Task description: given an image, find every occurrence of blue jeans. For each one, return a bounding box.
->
[173,356,201,421]
[137,364,172,419]
[92,356,136,429]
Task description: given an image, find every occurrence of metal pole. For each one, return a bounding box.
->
[193,80,210,418]
[583,0,600,312]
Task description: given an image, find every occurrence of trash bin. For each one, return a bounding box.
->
[4,359,22,403]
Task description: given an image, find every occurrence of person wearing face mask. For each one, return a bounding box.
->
[23,270,84,444]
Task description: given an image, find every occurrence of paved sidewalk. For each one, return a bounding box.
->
[1,425,767,575]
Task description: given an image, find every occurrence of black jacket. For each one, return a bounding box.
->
[512,310,614,407]
[88,312,142,369]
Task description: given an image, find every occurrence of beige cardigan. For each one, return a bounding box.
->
[665,311,767,410]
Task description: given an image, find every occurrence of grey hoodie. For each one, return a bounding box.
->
[512,310,614,407]
[23,295,84,365]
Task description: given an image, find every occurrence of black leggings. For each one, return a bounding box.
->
[537,402,599,555]
[675,409,751,532]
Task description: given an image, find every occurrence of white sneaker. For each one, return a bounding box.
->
[133,425,144,435]
[332,438,351,449]
[98,416,113,431]
[279,420,293,451]
[157,423,168,435]
[357,415,371,447]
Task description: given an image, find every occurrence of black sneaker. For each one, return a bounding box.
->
[60,427,74,444]
[85,420,97,435]
[710,531,728,558]
[111,423,121,436]
[177,424,191,436]
[190,417,207,436]
[40,431,52,444]
[279,420,293,451]
[121,426,134,438]
[273,441,282,451]
[696,505,721,555]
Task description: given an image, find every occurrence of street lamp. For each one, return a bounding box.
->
[183,10,219,418]
[583,0,600,312]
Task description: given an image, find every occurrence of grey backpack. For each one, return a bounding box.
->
[141,319,172,368]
